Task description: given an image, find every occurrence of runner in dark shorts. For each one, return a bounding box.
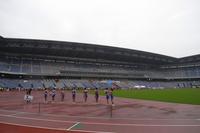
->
[95,88,99,103]
[72,88,76,102]
[109,88,114,104]
[28,88,32,95]
[44,88,48,102]
[60,89,65,102]
[51,88,56,102]
[83,88,88,102]
[25,88,33,104]
[104,88,109,104]
[26,88,32,95]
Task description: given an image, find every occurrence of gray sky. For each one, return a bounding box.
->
[0,0,200,58]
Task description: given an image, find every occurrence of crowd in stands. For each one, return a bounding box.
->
[0,79,200,90]
[1,58,200,90]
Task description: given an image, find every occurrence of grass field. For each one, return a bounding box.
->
[95,88,200,105]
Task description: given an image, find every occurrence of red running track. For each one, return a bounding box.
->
[0,91,200,133]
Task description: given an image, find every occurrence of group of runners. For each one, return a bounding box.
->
[43,88,114,104]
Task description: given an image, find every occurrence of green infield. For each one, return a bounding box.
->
[98,88,200,105]
[114,88,200,105]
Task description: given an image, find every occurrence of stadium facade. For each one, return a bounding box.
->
[0,36,200,89]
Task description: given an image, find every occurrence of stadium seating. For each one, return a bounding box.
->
[1,58,200,78]
[1,78,200,89]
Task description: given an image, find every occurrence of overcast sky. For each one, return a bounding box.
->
[0,0,200,58]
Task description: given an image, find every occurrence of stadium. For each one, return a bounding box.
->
[1,0,200,132]
[1,36,200,89]
[0,36,200,133]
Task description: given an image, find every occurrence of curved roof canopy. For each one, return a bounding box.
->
[0,37,199,65]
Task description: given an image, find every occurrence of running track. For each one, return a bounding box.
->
[0,91,200,133]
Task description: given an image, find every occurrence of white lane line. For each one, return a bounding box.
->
[70,129,115,133]
[67,122,80,130]
[0,109,199,121]
[40,112,200,121]
[0,114,76,124]
[10,112,26,116]
[0,121,114,133]
[0,121,66,131]
[0,114,200,127]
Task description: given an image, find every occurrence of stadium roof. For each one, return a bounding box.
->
[0,37,199,65]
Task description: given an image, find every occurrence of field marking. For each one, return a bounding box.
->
[0,121,67,131]
[0,114,200,127]
[0,121,114,133]
[9,112,26,116]
[67,122,80,130]
[41,112,200,121]
[0,109,199,121]
[0,114,77,124]
[70,129,115,133]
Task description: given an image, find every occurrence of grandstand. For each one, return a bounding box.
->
[0,36,200,89]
